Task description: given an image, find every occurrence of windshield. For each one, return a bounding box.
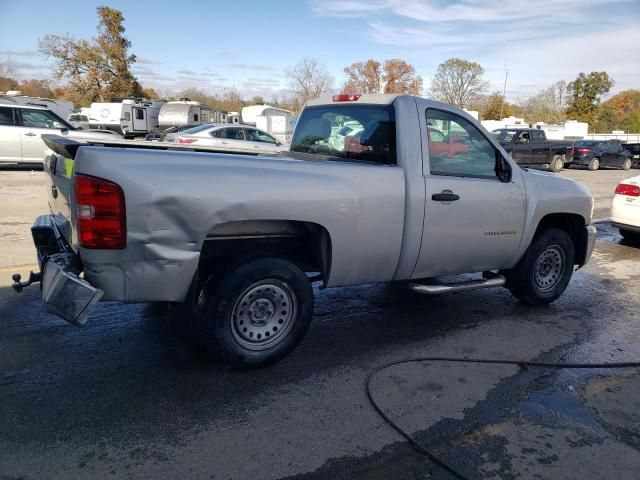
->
[290,104,396,165]
[181,124,213,134]
[492,129,518,142]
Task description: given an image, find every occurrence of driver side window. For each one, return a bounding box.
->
[426,109,498,178]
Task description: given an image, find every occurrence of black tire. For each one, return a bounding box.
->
[588,157,600,171]
[620,228,640,243]
[196,257,313,368]
[549,155,564,172]
[622,158,632,171]
[507,228,575,305]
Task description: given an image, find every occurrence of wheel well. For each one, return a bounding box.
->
[534,213,587,265]
[197,220,332,288]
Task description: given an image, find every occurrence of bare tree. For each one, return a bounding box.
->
[343,58,423,95]
[285,57,334,109]
[0,55,16,78]
[429,58,489,108]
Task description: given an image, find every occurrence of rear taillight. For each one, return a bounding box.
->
[576,148,591,154]
[615,183,640,197]
[333,94,361,102]
[75,174,126,249]
[178,137,197,144]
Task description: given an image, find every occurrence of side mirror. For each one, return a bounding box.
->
[497,155,512,183]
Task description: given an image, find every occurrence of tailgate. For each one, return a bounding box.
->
[42,134,82,247]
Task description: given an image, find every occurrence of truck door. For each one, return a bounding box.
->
[511,131,533,163]
[0,106,22,163]
[132,107,147,131]
[530,130,548,164]
[414,106,526,278]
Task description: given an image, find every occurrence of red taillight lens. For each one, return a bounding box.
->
[615,183,640,197]
[178,137,197,144]
[333,94,361,102]
[75,174,126,249]
[576,148,591,154]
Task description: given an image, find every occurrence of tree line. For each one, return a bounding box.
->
[0,6,638,133]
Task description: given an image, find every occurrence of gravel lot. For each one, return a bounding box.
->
[1,167,639,479]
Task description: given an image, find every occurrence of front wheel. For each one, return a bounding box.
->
[622,158,632,170]
[507,228,575,305]
[196,257,314,368]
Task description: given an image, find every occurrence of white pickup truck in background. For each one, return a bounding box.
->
[16,94,596,368]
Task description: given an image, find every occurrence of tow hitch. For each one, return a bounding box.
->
[11,271,42,292]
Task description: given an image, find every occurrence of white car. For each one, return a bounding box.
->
[611,174,640,242]
[0,103,122,164]
[169,123,289,154]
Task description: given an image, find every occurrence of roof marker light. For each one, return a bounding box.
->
[333,94,361,102]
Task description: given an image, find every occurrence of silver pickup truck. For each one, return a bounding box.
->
[15,94,596,367]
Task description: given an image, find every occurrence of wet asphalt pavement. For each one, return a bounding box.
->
[1,171,640,479]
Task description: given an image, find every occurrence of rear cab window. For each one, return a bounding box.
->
[290,104,396,165]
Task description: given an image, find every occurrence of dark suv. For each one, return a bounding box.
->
[568,140,633,171]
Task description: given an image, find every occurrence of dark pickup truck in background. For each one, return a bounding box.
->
[492,128,572,172]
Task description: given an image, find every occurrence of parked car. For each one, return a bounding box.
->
[611,175,640,242]
[145,124,199,142]
[67,114,90,130]
[567,140,633,171]
[169,123,289,154]
[0,103,122,164]
[492,128,571,172]
[19,94,596,368]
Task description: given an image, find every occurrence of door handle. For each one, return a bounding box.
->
[24,132,37,137]
[432,190,460,202]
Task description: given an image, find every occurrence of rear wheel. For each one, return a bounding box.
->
[507,228,575,305]
[588,157,600,171]
[549,155,564,172]
[622,158,632,170]
[196,257,313,368]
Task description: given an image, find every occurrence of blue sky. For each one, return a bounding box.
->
[1,0,638,102]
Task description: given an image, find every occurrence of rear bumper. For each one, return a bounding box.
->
[29,215,103,325]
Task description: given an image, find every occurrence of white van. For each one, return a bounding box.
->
[0,103,121,164]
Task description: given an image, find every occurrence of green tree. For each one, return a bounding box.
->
[39,6,142,103]
[429,58,489,108]
[566,72,614,125]
[481,92,512,120]
[595,89,640,132]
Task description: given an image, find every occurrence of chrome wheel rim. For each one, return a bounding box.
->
[534,246,565,291]
[592,158,599,169]
[555,158,563,171]
[231,279,297,351]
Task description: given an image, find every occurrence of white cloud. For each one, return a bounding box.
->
[314,0,635,22]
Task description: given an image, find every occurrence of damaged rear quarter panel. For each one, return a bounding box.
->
[75,147,405,302]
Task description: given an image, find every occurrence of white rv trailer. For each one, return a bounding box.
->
[0,91,74,120]
[89,99,165,137]
[241,105,294,144]
[159,100,213,128]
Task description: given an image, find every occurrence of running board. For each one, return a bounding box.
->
[407,275,506,295]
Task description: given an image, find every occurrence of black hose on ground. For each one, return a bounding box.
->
[366,357,640,480]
